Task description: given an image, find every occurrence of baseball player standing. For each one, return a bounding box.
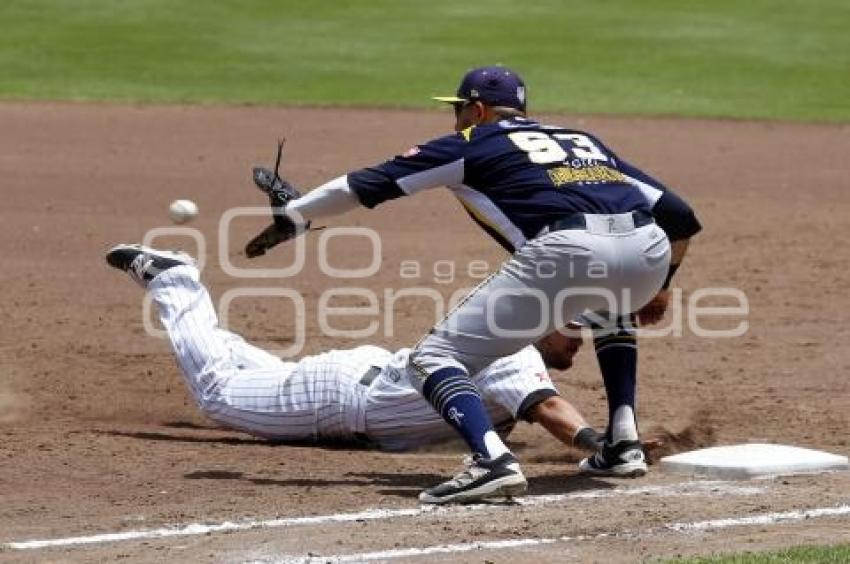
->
[105,245,600,453]
[245,66,700,504]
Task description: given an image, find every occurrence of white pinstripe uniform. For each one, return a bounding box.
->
[150,265,557,449]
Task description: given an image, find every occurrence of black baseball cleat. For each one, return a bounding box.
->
[106,244,195,287]
[578,439,648,478]
[419,453,527,505]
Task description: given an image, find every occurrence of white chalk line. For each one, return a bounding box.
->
[259,504,850,564]
[4,480,760,551]
[667,504,850,532]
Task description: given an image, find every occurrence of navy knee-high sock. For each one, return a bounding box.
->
[422,366,495,458]
[593,316,638,443]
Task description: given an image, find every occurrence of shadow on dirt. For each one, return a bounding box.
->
[354,472,612,499]
[162,420,219,430]
[182,469,445,494]
[179,468,601,501]
[527,473,615,495]
[98,428,377,450]
[102,429,273,445]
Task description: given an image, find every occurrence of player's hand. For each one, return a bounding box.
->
[247,166,308,257]
[244,219,309,258]
[245,139,311,258]
[637,289,670,326]
[253,166,302,208]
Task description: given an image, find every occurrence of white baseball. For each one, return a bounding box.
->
[169,199,199,224]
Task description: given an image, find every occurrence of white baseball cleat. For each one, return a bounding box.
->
[578,439,648,478]
[106,244,195,287]
[419,453,527,504]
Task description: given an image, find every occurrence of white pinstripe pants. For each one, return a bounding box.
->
[149,266,365,441]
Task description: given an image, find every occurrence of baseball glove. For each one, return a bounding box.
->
[245,139,310,258]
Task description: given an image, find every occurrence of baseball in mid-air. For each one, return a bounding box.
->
[168,199,199,224]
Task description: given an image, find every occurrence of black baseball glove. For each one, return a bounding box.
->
[245,140,310,258]
[245,220,308,258]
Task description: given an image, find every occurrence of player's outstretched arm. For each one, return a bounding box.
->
[245,132,467,259]
[527,396,601,452]
[285,175,362,221]
[287,131,469,225]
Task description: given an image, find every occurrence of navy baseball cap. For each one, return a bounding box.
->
[433,66,527,112]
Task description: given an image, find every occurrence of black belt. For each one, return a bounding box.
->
[358,366,382,387]
[547,209,654,232]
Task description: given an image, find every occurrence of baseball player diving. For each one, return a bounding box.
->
[166,65,700,504]
[105,246,601,456]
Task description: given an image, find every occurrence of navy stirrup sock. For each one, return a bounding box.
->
[422,367,494,457]
[594,318,638,443]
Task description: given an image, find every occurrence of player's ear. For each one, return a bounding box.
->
[472,101,488,123]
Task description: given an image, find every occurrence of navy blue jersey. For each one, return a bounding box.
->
[348,117,678,253]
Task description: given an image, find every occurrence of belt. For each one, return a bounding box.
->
[358,366,382,387]
[547,209,654,233]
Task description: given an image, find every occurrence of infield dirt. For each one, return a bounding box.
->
[1,103,848,562]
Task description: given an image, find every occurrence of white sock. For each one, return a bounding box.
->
[483,431,510,459]
[611,405,639,443]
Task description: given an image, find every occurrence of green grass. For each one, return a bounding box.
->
[0,0,848,121]
[667,543,850,563]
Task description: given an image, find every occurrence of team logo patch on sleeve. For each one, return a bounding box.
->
[535,372,551,383]
[402,146,421,158]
